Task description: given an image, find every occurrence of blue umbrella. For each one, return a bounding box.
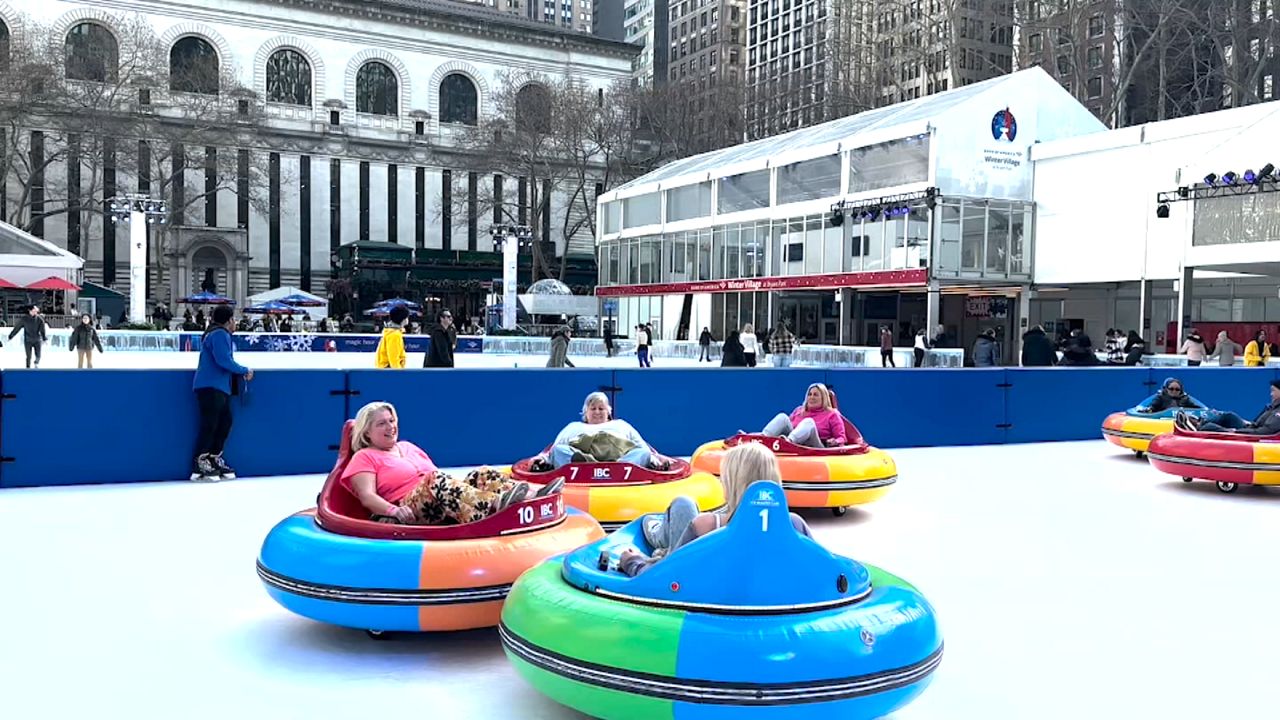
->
[244,300,303,315]
[180,291,235,305]
[277,293,326,307]
[374,298,420,309]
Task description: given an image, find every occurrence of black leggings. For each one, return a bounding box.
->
[914,347,925,367]
[194,389,234,461]
[24,342,42,368]
[881,349,895,367]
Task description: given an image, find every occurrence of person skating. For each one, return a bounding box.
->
[191,305,253,482]
[8,305,48,368]
[375,305,409,369]
[698,327,714,362]
[69,313,105,368]
[547,326,576,368]
[424,309,456,368]
[880,325,896,367]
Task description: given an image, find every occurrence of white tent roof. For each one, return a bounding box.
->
[247,285,327,305]
[0,220,84,287]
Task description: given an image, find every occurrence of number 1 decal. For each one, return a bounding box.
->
[759,509,769,532]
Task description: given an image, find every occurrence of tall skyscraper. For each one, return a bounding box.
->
[666,0,748,151]
[594,0,627,40]
[458,0,594,32]
[625,0,670,86]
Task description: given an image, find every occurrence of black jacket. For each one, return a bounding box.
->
[424,325,456,367]
[699,330,713,346]
[1144,392,1203,413]
[8,315,48,344]
[1020,328,1057,367]
[69,324,104,353]
[721,339,747,367]
[1241,401,1280,436]
[1059,334,1098,366]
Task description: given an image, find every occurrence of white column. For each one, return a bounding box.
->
[1175,266,1194,345]
[129,212,146,323]
[502,236,518,329]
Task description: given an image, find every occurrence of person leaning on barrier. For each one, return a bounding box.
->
[1020,325,1056,367]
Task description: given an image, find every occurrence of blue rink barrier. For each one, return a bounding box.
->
[3,366,1280,488]
[176,333,484,354]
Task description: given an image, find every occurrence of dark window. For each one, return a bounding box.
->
[169,37,219,95]
[29,131,43,237]
[269,153,281,288]
[1088,14,1104,37]
[65,23,117,82]
[139,88,151,105]
[266,49,312,105]
[468,171,478,251]
[358,161,370,241]
[388,164,399,244]
[0,20,10,73]
[1056,55,1070,76]
[442,169,453,251]
[414,120,425,135]
[171,144,185,226]
[518,177,528,224]
[329,110,340,126]
[541,178,551,247]
[515,84,552,132]
[300,155,312,291]
[67,135,81,255]
[493,175,504,224]
[1087,45,1103,69]
[204,146,217,227]
[103,138,116,285]
[415,167,425,249]
[1087,75,1102,97]
[138,140,151,194]
[439,73,478,125]
[237,150,249,229]
[1028,33,1042,54]
[356,61,398,116]
[329,159,341,251]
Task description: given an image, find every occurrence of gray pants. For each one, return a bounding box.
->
[762,413,823,447]
[641,496,701,555]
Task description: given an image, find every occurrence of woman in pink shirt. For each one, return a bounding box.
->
[341,402,557,524]
[759,383,847,448]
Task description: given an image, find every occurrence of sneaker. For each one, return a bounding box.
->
[189,454,220,482]
[210,454,237,481]
[497,482,530,511]
[534,477,565,498]
[529,457,554,473]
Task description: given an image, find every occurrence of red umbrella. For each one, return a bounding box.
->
[25,276,81,291]
[0,278,18,289]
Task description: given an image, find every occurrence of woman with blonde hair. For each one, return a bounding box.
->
[618,443,813,577]
[758,383,847,448]
[740,323,759,368]
[341,401,560,524]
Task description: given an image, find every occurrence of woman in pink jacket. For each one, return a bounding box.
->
[759,383,847,448]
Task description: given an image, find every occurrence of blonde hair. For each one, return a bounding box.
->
[719,443,781,522]
[742,323,754,334]
[805,383,833,410]
[581,391,612,420]
[351,401,398,452]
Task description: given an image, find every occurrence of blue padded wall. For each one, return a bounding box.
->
[1005,368,1154,443]
[346,369,615,468]
[823,368,1009,448]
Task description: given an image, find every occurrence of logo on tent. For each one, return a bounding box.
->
[991,108,1017,142]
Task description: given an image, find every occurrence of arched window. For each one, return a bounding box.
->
[356,61,398,116]
[266,49,312,106]
[439,73,478,125]
[65,22,118,82]
[0,21,10,73]
[515,84,552,133]
[170,36,219,94]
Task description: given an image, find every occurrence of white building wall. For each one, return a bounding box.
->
[310,156,332,281]
[368,163,389,243]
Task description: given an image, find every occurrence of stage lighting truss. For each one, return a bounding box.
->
[489,224,534,248]
[1160,164,1278,212]
[106,193,169,225]
[829,187,938,227]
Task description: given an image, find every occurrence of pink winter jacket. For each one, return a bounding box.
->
[790,406,847,446]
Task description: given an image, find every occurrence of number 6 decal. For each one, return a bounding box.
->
[771,439,781,451]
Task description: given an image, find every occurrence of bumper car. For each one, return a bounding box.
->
[691,393,896,516]
[510,451,724,531]
[500,481,943,720]
[257,420,604,634]
[1147,426,1280,494]
[1102,393,1207,455]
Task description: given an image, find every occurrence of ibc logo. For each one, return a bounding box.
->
[593,468,612,480]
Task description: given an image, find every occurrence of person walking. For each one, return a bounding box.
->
[191,304,253,482]
[770,323,796,367]
[636,324,652,367]
[1245,330,1271,367]
[741,324,759,367]
[1208,330,1242,366]
[1020,325,1057,366]
[698,327,713,362]
[8,305,48,368]
[69,313,105,368]
[913,328,930,367]
[973,328,1000,367]
[1180,330,1207,366]
[375,305,409,369]
[603,324,615,357]
[879,325,896,367]
[547,326,576,367]
[424,309,457,368]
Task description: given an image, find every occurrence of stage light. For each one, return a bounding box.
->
[1224,171,1239,185]
[1156,203,1170,219]
[1261,163,1276,180]
[1245,169,1258,184]
[829,208,844,227]
[1204,173,1218,186]
[1177,186,1189,198]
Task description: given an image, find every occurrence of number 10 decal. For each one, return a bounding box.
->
[518,506,534,524]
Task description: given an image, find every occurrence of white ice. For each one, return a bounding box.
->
[2,441,1277,720]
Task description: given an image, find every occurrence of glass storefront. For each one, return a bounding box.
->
[931,197,1032,280]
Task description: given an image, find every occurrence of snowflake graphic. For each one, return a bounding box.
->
[283,334,314,352]
[243,334,261,346]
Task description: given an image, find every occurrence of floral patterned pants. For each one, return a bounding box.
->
[397,468,514,525]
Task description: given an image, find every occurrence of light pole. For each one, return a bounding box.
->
[489,224,532,330]
[107,194,168,323]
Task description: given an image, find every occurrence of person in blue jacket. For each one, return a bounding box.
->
[191,304,253,482]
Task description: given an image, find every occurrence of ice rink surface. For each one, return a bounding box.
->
[3,440,1279,720]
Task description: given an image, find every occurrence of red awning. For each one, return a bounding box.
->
[0,278,18,289]
[25,276,81,291]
